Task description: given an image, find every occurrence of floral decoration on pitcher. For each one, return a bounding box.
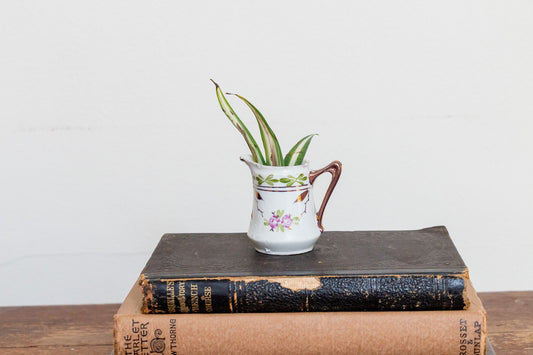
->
[264,210,300,232]
[255,174,308,187]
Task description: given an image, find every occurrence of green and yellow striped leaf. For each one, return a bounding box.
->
[228,94,284,166]
[283,134,317,166]
[211,80,265,164]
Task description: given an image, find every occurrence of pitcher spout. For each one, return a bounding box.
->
[240,155,257,169]
[240,154,270,175]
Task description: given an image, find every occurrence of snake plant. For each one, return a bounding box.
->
[211,80,316,166]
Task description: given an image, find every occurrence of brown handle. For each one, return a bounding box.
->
[309,160,342,232]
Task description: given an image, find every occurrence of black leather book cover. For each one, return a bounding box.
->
[140,226,469,313]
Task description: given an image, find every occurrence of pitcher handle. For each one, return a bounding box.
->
[309,160,342,232]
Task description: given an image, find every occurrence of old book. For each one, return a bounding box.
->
[140,226,469,313]
[114,279,487,355]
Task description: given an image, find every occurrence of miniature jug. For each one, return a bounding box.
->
[241,155,342,255]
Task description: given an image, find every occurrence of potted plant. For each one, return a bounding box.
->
[212,80,342,255]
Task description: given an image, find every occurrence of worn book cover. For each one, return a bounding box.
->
[115,279,486,355]
[140,226,469,313]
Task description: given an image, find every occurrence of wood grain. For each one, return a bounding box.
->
[479,291,533,354]
[0,304,118,355]
[0,292,531,354]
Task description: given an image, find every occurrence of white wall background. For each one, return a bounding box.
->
[1,1,532,306]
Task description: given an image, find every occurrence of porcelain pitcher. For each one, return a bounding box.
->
[241,155,342,255]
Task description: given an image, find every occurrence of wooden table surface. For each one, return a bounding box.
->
[1,291,532,354]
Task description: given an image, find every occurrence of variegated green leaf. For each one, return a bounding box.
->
[211,80,265,165]
[283,134,317,166]
[228,94,283,166]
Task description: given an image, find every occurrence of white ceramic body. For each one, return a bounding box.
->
[241,155,321,255]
